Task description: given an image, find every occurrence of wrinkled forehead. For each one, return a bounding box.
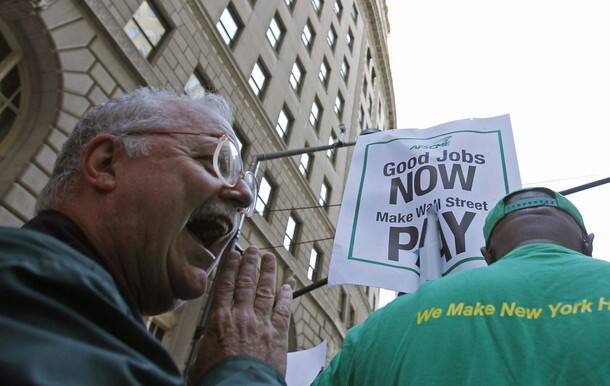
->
[170,100,238,142]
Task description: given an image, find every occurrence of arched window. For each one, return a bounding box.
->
[0,21,23,150]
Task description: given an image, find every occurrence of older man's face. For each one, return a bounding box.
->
[109,113,253,314]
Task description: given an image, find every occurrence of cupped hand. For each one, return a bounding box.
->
[188,246,294,383]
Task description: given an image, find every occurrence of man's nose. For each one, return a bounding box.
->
[220,178,254,210]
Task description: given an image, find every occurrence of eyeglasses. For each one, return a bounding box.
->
[212,134,257,217]
[120,130,257,217]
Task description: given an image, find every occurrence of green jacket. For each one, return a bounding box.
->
[0,227,284,385]
[313,243,610,386]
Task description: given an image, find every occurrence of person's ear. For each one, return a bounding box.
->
[80,135,119,192]
[481,246,497,265]
[583,233,594,256]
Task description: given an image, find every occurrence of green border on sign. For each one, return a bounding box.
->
[347,130,510,275]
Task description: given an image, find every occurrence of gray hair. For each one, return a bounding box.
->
[37,87,234,211]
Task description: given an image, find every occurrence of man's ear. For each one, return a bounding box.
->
[80,135,119,192]
[481,246,496,265]
[583,233,595,256]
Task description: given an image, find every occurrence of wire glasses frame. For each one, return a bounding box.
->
[120,130,257,217]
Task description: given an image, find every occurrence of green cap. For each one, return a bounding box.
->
[483,187,587,244]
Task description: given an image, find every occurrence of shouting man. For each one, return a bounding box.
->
[0,88,292,386]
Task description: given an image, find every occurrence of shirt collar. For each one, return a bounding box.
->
[22,210,143,320]
[23,210,106,268]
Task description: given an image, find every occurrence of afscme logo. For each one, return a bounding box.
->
[409,136,451,150]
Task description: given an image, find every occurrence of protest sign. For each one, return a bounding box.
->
[285,340,327,386]
[329,115,521,293]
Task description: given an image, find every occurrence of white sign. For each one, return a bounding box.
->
[329,115,521,293]
[285,340,327,386]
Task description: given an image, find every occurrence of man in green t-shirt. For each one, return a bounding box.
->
[313,187,610,386]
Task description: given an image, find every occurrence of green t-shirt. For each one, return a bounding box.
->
[313,243,610,386]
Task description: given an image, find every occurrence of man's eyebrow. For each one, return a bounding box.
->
[189,140,217,153]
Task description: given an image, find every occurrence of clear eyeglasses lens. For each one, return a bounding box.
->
[214,137,258,217]
[215,138,242,186]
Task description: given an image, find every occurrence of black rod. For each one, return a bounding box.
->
[559,176,610,196]
[293,278,328,298]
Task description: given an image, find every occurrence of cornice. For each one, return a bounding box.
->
[358,0,396,129]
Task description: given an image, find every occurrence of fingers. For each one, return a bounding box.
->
[211,250,241,308]
[233,246,259,308]
[253,253,277,317]
[271,281,294,331]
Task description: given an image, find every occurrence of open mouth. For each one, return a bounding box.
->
[186,215,234,254]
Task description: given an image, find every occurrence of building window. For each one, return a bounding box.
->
[256,175,273,216]
[234,128,248,158]
[249,59,269,97]
[0,28,22,147]
[359,105,365,127]
[266,13,285,50]
[184,68,214,95]
[289,58,305,93]
[340,57,350,82]
[283,214,300,253]
[307,247,320,280]
[275,105,293,140]
[346,28,354,50]
[285,0,295,9]
[333,0,343,18]
[318,57,330,87]
[362,77,368,96]
[327,132,337,162]
[299,152,311,177]
[301,20,315,51]
[148,319,166,341]
[366,47,372,66]
[319,179,331,206]
[351,3,359,22]
[312,0,323,15]
[216,4,242,46]
[124,1,168,59]
[334,92,344,118]
[339,289,347,321]
[368,97,373,115]
[326,25,337,49]
[347,305,356,328]
[309,98,322,129]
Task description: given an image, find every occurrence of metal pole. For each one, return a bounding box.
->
[293,277,328,298]
[192,222,243,340]
[559,176,610,196]
[249,140,357,172]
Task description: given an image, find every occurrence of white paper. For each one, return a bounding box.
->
[329,115,521,293]
[419,208,443,283]
[285,340,327,386]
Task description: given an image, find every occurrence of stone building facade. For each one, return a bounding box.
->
[0,0,395,369]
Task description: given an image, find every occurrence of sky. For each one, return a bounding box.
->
[378,0,610,308]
